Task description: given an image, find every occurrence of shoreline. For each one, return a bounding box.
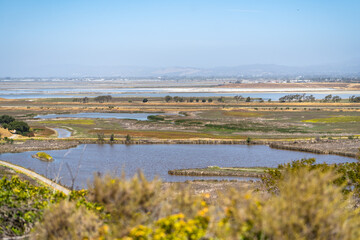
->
[0,138,359,159]
[0,160,70,195]
[168,167,267,178]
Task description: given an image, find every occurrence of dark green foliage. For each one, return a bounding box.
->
[0,115,15,124]
[349,95,360,103]
[94,95,112,103]
[143,98,148,103]
[125,134,131,144]
[110,134,115,142]
[147,115,164,121]
[0,176,66,237]
[245,97,251,102]
[3,121,30,134]
[164,95,172,102]
[217,97,225,102]
[72,97,89,103]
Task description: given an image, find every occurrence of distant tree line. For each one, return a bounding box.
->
[72,95,113,103]
[279,94,316,102]
[73,97,89,103]
[349,95,360,103]
[321,94,342,102]
[164,95,224,103]
[94,95,112,103]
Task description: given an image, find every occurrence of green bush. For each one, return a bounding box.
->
[3,121,30,134]
[0,176,67,237]
[0,115,15,124]
[147,115,165,121]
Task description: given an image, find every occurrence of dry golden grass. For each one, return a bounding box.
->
[0,127,12,138]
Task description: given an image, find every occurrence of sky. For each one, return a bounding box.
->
[0,0,359,77]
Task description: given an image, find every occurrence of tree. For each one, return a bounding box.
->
[0,115,15,124]
[94,95,112,103]
[110,134,115,142]
[125,134,131,144]
[5,121,30,134]
[349,95,360,103]
[234,95,244,102]
[332,96,341,102]
[245,97,251,102]
[164,95,172,102]
[208,98,213,103]
[323,94,332,102]
[202,99,206,103]
[143,98,148,103]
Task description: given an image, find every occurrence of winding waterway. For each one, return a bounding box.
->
[52,128,72,138]
[0,144,355,189]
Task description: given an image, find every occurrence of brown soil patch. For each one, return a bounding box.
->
[0,140,78,153]
[32,126,56,137]
[270,139,360,158]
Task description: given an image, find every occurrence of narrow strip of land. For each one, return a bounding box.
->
[0,160,70,195]
[168,166,268,178]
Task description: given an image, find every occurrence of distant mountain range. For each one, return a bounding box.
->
[2,63,360,78]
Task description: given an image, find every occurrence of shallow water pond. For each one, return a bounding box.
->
[35,112,168,121]
[0,144,355,189]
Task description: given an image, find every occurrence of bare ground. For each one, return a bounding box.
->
[0,140,78,153]
[270,139,360,159]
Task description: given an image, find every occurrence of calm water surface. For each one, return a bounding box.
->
[35,112,167,121]
[52,128,72,138]
[0,144,355,189]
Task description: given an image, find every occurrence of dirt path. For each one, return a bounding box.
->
[0,160,71,195]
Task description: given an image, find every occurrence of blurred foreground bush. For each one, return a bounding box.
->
[2,159,360,239]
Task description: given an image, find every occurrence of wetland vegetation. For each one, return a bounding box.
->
[1,85,360,239]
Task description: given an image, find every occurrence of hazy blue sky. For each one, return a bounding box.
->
[0,0,359,76]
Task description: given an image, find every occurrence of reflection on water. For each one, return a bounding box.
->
[0,144,355,189]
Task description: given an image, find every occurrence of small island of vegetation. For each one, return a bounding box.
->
[32,152,54,162]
